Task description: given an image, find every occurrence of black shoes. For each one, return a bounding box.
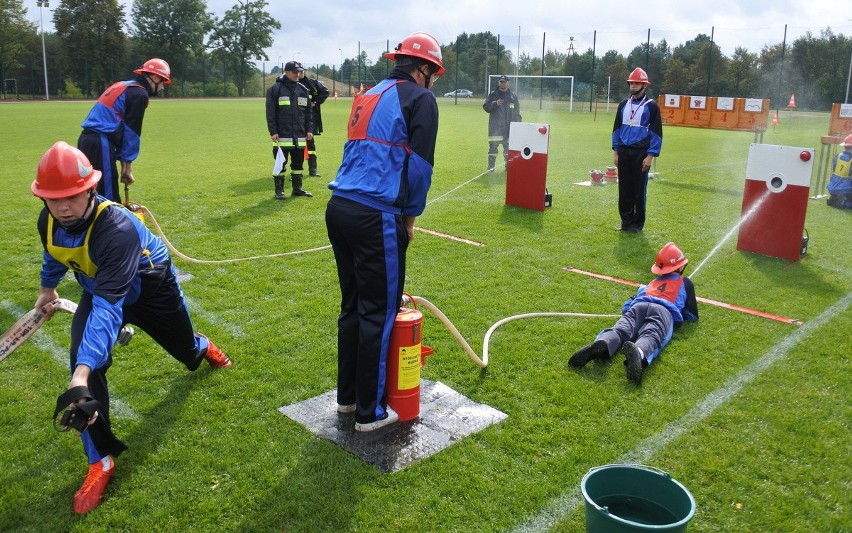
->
[568,340,609,368]
[292,188,313,197]
[623,341,645,385]
[309,170,321,177]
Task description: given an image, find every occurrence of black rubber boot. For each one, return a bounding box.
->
[274,176,285,200]
[291,174,312,197]
[623,342,645,385]
[308,155,321,177]
[568,339,609,368]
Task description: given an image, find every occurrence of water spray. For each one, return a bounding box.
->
[689,189,771,279]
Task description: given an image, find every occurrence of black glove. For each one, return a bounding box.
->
[53,386,99,432]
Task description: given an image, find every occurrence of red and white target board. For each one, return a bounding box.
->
[736,144,814,261]
[506,122,550,211]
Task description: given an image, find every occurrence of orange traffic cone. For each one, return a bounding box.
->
[771,111,779,128]
[788,94,796,108]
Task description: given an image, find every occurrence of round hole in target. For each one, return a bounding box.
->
[767,174,787,193]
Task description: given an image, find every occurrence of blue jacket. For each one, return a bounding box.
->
[612,93,663,156]
[80,77,151,162]
[623,273,698,326]
[38,198,170,370]
[328,69,438,216]
[827,150,852,196]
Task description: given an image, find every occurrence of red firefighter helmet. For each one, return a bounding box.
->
[31,141,101,199]
[651,242,688,275]
[134,58,172,84]
[841,134,852,147]
[384,32,445,75]
[627,67,650,85]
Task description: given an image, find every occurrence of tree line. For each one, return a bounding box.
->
[2,0,850,110]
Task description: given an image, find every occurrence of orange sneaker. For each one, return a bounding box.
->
[73,457,115,514]
[203,338,231,368]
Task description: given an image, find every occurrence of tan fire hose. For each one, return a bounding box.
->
[405,295,621,368]
[0,299,77,363]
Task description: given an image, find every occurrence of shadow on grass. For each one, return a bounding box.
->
[24,368,205,529]
[566,357,614,384]
[612,230,655,272]
[204,194,308,232]
[653,178,742,198]
[737,250,847,309]
[90,370,204,519]
[230,176,272,196]
[498,204,545,231]
[236,437,361,532]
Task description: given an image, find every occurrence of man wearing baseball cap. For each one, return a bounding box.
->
[265,60,313,199]
[483,75,521,172]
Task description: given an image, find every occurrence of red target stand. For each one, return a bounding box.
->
[736,144,814,261]
[506,122,551,211]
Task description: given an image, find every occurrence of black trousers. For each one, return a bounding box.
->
[71,262,205,462]
[616,147,650,230]
[272,145,305,176]
[325,196,408,424]
[78,131,121,203]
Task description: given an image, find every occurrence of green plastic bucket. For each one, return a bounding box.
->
[581,464,696,532]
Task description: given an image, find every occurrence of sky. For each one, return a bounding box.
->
[26,0,851,72]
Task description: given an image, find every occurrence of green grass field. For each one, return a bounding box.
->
[0,96,849,533]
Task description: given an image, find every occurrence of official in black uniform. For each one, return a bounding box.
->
[483,75,521,171]
[300,71,330,177]
[265,61,313,199]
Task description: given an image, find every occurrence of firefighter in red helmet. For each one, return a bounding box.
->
[326,32,443,432]
[611,67,663,232]
[31,141,231,514]
[568,242,698,385]
[77,58,172,203]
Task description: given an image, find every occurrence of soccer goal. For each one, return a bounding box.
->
[488,75,574,112]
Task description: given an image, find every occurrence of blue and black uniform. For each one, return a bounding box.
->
[827,149,852,209]
[78,76,152,202]
[325,68,438,425]
[39,197,213,462]
[612,93,663,230]
[595,273,698,364]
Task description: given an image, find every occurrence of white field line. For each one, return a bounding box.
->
[1,300,140,421]
[184,295,247,339]
[508,291,852,533]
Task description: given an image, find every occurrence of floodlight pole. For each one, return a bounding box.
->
[846,19,852,104]
[37,0,50,101]
[845,42,852,103]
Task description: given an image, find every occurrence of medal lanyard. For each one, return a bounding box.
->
[629,95,648,122]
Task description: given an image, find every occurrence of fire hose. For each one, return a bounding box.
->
[132,204,331,264]
[121,191,622,368]
[405,295,620,368]
[0,299,77,364]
